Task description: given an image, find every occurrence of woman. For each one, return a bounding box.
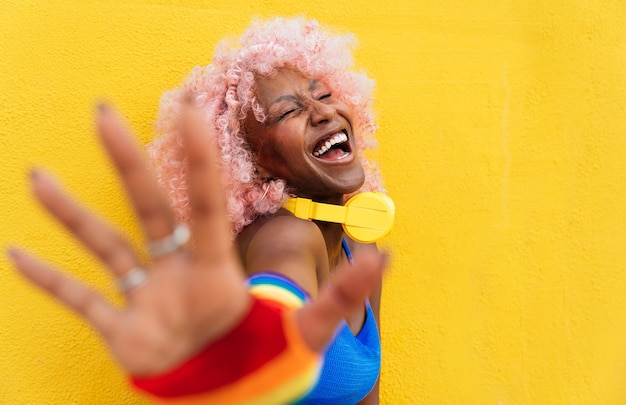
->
[8,17,390,404]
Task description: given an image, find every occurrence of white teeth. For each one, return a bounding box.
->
[313,132,348,157]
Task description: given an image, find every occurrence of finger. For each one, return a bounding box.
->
[295,250,387,352]
[30,169,140,277]
[181,104,232,260]
[97,105,175,242]
[8,248,120,339]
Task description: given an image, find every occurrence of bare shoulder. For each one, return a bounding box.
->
[237,211,329,297]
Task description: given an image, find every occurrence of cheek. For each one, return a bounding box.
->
[260,143,308,179]
[248,121,307,176]
[334,99,353,116]
[263,147,293,170]
[254,143,288,177]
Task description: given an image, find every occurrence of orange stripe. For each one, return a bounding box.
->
[150,309,320,405]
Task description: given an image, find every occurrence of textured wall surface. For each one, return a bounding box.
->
[2,0,626,404]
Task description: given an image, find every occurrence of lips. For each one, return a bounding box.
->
[312,130,352,161]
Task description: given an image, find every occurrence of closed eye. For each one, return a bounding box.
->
[279,108,297,120]
[317,93,332,100]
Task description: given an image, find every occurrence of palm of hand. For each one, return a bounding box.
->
[109,256,249,375]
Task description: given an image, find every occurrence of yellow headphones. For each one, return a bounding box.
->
[283,192,395,243]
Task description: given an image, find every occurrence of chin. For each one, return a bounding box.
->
[288,165,365,201]
[326,173,366,200]
[341,169,366,193]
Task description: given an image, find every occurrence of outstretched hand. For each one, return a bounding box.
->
[7,104,386,377]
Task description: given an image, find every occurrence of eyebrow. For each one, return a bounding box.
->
[268,95,298,111]
[268,80,321,109]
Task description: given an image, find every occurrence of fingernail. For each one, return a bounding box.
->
[7,247,21,261]
[29,168,40,181]
[182,93,194,105]
[97,102,108,113]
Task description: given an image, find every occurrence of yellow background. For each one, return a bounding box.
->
[2,0,626,403]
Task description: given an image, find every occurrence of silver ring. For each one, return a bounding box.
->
[147,224,190,257]
[116,267,149,293]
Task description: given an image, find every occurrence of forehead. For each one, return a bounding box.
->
[254,69,321,105]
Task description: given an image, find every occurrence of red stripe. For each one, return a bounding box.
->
[131,297,288,397]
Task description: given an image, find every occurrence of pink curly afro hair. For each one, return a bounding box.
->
[147,16,383,236]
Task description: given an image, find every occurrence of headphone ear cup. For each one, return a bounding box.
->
[342,192,395,243]
[283,192,395,243]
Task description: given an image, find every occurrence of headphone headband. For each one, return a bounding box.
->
[283,192,395,243]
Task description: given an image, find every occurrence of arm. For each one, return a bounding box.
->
[131,296,321,404]
[9,105,386,404]
[243,214,329,297]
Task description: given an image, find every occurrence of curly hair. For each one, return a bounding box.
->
[147,16,383,236]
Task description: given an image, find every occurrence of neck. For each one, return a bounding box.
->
[307,193,344,206]
[286,192,350,266]
[314,220,345,268]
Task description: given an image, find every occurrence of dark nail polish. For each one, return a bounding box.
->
[97,103,108,114]
[7,248,20,261]
[182,94,194,105]
[29,168,40,181]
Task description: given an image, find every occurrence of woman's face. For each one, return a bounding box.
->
[244,68,365,203]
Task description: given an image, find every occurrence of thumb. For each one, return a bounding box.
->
[295,250,387,352]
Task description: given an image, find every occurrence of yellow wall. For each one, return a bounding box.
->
[2,0,626,403]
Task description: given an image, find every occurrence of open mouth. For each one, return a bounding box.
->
[312,130,351,160]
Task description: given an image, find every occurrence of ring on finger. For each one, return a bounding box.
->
[147,224,190,257]
[116,267,149,293]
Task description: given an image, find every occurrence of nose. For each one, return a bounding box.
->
[310,99,336,126]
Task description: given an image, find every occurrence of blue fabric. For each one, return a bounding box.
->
[296,238,380,404]
[248,238,381,405]
[295,302,381,405]
[246,272,381,405]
